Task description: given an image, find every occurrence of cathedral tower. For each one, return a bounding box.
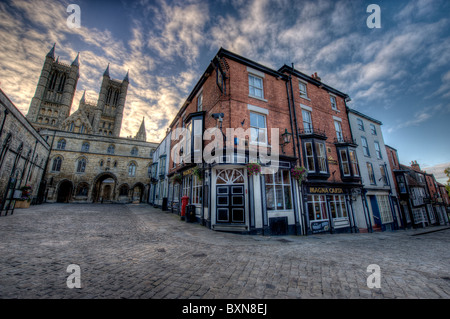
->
[26,43,79,131]
[94,65,129,137]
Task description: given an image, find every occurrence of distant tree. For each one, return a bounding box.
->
[445,167,450,196]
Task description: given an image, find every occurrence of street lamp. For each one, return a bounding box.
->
[280,129,292,154]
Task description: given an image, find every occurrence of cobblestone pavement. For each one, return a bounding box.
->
[0,203,449,299]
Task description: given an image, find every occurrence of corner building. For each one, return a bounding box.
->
[165,48,362,235]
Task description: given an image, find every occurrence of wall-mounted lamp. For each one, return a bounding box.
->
[280,128,292,154]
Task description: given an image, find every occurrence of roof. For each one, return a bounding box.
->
[347,108,383,125]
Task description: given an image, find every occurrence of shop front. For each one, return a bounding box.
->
[303,184,358,235]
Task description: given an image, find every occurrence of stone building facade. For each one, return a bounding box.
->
[22,44,158,204]
[0,89,50,214]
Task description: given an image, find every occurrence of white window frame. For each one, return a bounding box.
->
[374,141,382,159]
[264,169,293,211]
[378,195,393,223]
[361,137,370,157]
[299,81,308,99]
[248,74,264,100]
[330,95,337,110]
[249,111,267,145]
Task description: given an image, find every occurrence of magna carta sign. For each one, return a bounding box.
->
[308,186,344,194]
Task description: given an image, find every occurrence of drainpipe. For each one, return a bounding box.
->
[25,140,39,184]
[362,189,373,232]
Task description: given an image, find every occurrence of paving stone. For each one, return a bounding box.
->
[0,203,449,299]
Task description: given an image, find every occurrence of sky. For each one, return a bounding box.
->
[0,0,449,182]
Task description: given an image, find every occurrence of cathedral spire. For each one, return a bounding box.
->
[124,70,129,83]
[80,90,86,103]
[71,52,80,66]
[135,117,146,142]
[103,63,110,77]
[46,43,56,59]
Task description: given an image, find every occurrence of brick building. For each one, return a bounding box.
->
[0,89,50,215]
[164,48,362,235]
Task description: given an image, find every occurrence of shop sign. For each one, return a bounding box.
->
[308,186,344,194]
[311,221,330,234]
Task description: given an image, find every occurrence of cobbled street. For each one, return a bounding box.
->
[0,203,449,299]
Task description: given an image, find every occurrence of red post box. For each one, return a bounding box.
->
[181,196,189,220]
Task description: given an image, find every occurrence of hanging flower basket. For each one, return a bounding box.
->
[193,166,203,181]
[173,174,183,184]
[291,166,307,182]
[246,163,261,176]
[15,185,32,208]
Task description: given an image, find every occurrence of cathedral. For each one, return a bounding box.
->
[25,44,158,204]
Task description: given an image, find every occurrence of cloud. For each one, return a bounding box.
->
[386,104,443,134]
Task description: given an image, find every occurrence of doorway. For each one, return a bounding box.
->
[57,180,73,203]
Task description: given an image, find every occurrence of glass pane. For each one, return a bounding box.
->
[308,201,315,221]
[275,170,282,184]
[330,201,336,219]
[284,185,292,210]
[275,185,283,210]
[266,185,275,210]
[265,172,274,184]
[250,113,258,127]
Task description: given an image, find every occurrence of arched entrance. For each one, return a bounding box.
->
[57,180,73,203]
[131,183,145,203]
[92,172,117,203]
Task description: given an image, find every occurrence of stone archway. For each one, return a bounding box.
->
[92,172,118,203]
[57,180,73,203]
[131,182,145,203]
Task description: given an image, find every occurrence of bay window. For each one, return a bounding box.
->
[303,140,329,177]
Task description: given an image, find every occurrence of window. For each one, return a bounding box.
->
[305,142,315,172]
[197,92,203,112]
[302,109,313,133]
[191,175,203,205]
[80,125,85,134]
[114,161,117,168]
[182,176,191,197]
[308,195,328,221]
[334,120,343,142]
[248,74,264,99]
[159,156,166,175]
[76,184,89,196]
[76,158,86,173]
[380,165,388,185]
[51,156,62,172]
[374,141,382,159]
[100,160,104,167]
[299,82,308,98]
[330,95,337,110]
[339,149,350,176]
[378,195,393,223]
[367,162,376,185]
[265,169,292,211]
[131,147,138,156]
[107,145,115,155]
[357,118,364,131]
[81,142,90,152]
[250,112,267,144]
[69,122,74,132]
[361,137,370,157]
[330,195,348,219]
[128,162,136,177]
[56,139,66,150]
[316,142,327,173]
[349,150,359,176]
[370,124,377,135]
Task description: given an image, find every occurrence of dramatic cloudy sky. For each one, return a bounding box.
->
[0,0,449,181]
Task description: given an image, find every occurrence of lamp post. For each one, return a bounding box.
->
[280,129,292,154]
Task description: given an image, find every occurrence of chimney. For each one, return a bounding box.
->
[311,72,321,82]
[411,160,420,171]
